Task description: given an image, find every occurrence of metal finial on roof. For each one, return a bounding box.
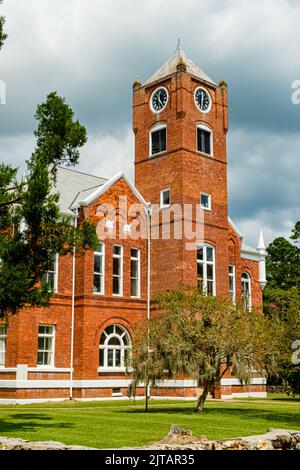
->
[176,38,181,50]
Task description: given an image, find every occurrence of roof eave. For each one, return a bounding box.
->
[143,71,218,89]
[78,171,149,211]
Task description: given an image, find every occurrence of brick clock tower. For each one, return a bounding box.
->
[133,41,230,296]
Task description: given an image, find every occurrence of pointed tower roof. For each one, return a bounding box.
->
[144,39,216,86]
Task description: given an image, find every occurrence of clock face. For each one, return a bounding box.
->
[151,87,168,113]
[194,87,211,113]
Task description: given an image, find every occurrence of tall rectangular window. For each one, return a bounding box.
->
[151,126,167,155]
[229,265,236,304]
[197,127,212,155]
[37,325,55,367]
[94,243,105,294]
[160,188,171,208]
[42,254,58,292]
[242,273,252,311]
[113,245,123,296]
[0,325,7,367]
[131,248,141,298]
[197,244,216,296]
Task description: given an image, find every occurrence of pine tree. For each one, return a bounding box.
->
[0,92,98,315]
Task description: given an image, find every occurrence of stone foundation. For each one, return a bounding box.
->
[0,428,299,450]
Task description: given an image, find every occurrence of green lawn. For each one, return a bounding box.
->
[0,397,299,449]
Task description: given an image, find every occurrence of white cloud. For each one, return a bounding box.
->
[79,127,134,181]
[1,0,300,247]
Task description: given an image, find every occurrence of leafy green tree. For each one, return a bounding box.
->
[0,92,98,315]
[266,231,300,291]
[129,288,279,412]
[0,1,7,50]
[264,221,300,394]
[264,287,300,396]
[291,221,300,243]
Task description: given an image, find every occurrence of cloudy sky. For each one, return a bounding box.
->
[0,0,299,247]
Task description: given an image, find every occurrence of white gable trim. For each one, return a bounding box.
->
[77,172,149,210]
[228,216,244,239]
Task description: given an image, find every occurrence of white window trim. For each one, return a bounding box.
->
[197,244,216,296]
[149,122,167,157]
[242,272,252,311]
[112,245,123,297]
[196,124,213,157]
[99,325,131,371]
[130,248,141,299]
[160,188,171,209]
[93,242,105,295]
[229,265,236,304]
[37,325,56,368]
[200,192,211,211]
[0,325,7,368]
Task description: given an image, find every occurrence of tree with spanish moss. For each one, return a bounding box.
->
[129,288,280,412]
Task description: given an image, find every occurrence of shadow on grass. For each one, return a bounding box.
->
[124,405,300,427]
[0,413,74,433]
[271,397,300,402]
[9,414,53,420]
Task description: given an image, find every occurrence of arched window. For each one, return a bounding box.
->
[197,244,216,296]
[149,123,167,156]
[241,272,252,311]
[196,124,213,156]
[99,325,131,370]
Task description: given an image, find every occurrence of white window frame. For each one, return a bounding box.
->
[242,272,252,311]
[229,265,236,304]
[0,325,7,367]
[130,248,141,298]
[200,192,211,211]
[196,124,213,157]
[99,324,131,372]
[160,188,171,209]
[197,244,216,296]
[112,245,123,296]
[93,242,105,295]
[37,324,56,368]
[149,123,167,157]
[42,254,59,293]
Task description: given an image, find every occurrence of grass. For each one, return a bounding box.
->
[0,396,299,449]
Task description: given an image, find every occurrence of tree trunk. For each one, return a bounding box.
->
[195,381,212,412]
[145,379,148,413]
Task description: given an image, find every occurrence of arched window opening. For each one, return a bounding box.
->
[99,324,131,370]
[241,272,252,311]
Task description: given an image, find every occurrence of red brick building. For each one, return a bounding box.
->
[0,43,267,403]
